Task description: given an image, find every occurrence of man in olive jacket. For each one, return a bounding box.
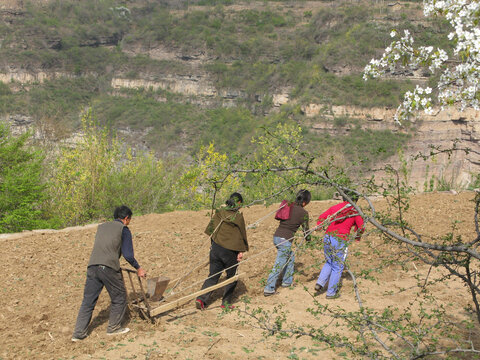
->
[196,193,248,309]
[72,206,146,341]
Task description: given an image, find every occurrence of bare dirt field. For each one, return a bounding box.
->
[0,192,479,359]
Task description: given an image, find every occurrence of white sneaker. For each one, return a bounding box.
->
[107,327,130,336]
[71,336,86,342]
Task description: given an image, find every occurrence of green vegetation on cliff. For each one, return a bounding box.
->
[0,0,446,175]
[1,0,451,100]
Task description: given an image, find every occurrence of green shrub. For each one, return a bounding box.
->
[333,117,348,127]
[0,123,52,233]
[48,110,176,226]
[340,127,411,164]
[0,82,11,96]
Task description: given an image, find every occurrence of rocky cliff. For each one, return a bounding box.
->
[5,66,478,190]
[306,104,480,189]
[1,0,477,191]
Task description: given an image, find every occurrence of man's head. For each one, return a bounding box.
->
[114,205,133,222]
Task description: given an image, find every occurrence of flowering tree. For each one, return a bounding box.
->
[221,137,480,358]
[364,0,480,123]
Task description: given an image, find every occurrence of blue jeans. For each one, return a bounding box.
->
[264,237,294,292]
[316,235,348,296]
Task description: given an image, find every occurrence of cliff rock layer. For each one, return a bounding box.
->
[309,105,480,189]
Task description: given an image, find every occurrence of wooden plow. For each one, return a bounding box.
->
[121,266,243,320]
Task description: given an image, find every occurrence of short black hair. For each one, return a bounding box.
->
[114,205,133,220]
[226,192,243,208]
[295,189,311,205]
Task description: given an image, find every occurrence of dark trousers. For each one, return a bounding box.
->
[197,241,239,306]
[73,265,127,338]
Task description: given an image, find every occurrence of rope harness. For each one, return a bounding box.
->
[160,203,362,302]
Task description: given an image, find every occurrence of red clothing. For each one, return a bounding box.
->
[317,201,364,241]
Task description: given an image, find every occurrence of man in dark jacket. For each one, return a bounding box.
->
[72,205,146,341]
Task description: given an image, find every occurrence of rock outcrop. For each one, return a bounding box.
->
[0,69,74,84]
[111,75,217,97]
[0,0,477,191]
[3,59,479,190]
[308,104,480,189]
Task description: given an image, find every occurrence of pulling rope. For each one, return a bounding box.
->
[263,203,356,286]
[167,205,283,296]
[160,203,361,302]
[161,225,317,302]
[246,203,286,229]
[168,218,226,293]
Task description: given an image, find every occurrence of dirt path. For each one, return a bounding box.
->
[0,192,478,359]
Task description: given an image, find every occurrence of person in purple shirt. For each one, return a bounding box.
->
[72,205,146,341]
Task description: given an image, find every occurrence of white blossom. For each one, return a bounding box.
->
[364,0,480,123]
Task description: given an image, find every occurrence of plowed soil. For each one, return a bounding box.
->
[0,192,478,359]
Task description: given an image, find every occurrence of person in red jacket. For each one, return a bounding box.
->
[315,192,364,299]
